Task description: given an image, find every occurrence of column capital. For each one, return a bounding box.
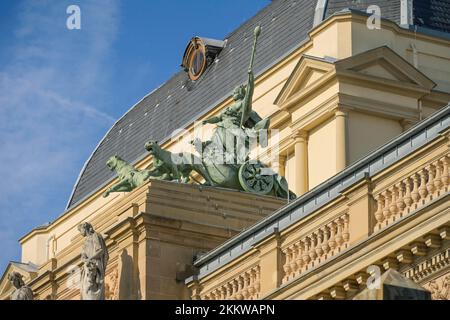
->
[291,129,308,142]
[334,107,348,118]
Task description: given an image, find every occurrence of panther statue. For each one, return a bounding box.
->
[103,155,156,197]
[144,140,214,185]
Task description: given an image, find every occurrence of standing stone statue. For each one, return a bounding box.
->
[78,222,109,300]
[8,272,33,300]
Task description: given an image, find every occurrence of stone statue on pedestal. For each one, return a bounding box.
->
[8,272,33,300]
[78,222,109,300]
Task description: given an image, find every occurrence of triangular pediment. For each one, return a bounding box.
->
[275,46,436,110]
[275,55,335,107]
[293,66,328,92]
[335,46,436,90]
[352,61,408,82]
[0,261,38,299]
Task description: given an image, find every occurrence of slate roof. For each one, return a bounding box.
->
[414,0,450,33]
[325,0,450,33]
[67,0,317,208]
[67,0,450,209]
[325,0,401,24]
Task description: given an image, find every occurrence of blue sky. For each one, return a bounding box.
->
[0,0,270,273]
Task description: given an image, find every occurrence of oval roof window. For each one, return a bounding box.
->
[182,37,225,81]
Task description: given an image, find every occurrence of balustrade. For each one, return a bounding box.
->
[374,155,449,231]
[282,213,349,283]
[201,266,261,300]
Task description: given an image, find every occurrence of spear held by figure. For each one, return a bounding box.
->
[240,25,261,128]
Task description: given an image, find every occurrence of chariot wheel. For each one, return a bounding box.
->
[238,161,274,195]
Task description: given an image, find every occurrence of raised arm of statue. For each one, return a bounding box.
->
[241,69,255,126]
[240,26,260,128]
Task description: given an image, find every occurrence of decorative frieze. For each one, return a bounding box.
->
[105,268,119,300]
[374,155,449,231]
[423,273,450,300]
[281,213,349,283]
[201,266,260,300]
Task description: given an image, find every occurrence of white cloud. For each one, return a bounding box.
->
[0,0,120,272]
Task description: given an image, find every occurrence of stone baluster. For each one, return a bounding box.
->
[389,186,398,219]
[315,230,324,259]
[434,160,443,191]
[254,267,261,296]
[302,238,311,266]
[308,234,317,263]
[220,287,227,300]
[335,218,344,248]
[374,193,385,224]
[382,190,391,221]
[295,242,304,275]
[236,276,244,300]
[418,168,428,200]
[241,274,250,299]
[342,214,350,244]
[321,226,330,256]
[231,280,238,300]
[289,244,298,275]
[411,173,420,203]
[395,182,406,217]
[226,282,233,300]
[426,164,436,196]
[215,289,222,300]
[250,270,257,299]
[441,156,449,188]
[403,177,413,210]
[328,223,337,252]
[248,270,256,299]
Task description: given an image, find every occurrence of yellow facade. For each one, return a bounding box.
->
[1,11,450,300]
[188,121,450,299]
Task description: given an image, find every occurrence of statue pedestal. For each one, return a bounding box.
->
[352,269,431,300]
[104,180,286,300]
